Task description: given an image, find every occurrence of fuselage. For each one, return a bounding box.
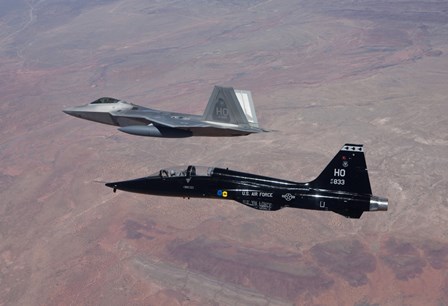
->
[64,101,200,126]
[105,165,387,218]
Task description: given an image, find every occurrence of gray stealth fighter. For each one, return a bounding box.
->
[63,86,266,138]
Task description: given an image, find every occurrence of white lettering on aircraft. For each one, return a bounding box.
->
[333,169,346,177]
[331,168,346,185]
[241,191,273,197]
[330,178,345,185]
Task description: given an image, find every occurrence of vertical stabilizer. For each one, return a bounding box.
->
[311,144,372,195]
[202,86,258,126]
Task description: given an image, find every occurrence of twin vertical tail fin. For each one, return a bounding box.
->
[202,86,259,127]
[311,144,372,195]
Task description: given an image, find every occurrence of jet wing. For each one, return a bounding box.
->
[114,111,264,133]
[114,111,209,128]
[156,116,266,134]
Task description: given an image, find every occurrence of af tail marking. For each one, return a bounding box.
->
[202,86,259,127]
[311,144,372,195]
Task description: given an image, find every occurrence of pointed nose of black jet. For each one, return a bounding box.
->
[105,182,118,192]
[105,178,149,194]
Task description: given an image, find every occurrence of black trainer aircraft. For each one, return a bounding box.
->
[105,144,388,218]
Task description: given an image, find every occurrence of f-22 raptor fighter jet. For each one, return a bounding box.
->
[63,86,265,138]
[105,144,388,218]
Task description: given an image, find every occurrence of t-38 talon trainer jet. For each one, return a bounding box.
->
[63,86,266,138]
[105,144,388,218]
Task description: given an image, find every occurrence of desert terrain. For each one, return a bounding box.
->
[1,1,447,305]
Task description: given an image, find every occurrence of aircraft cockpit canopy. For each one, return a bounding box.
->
[91,97,120,104]
[156,165,214,178]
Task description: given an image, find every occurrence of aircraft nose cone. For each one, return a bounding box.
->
[105,178,147,193]
[105,182,118,192]
[62,109,73,115]
[63,107,80,117]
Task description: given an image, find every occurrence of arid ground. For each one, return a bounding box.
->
[1,1,447,305]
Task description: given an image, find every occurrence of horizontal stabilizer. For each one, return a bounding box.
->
[332,208,364,219]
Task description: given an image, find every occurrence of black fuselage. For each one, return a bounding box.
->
[106,144,388,219]
[107,167,375,218]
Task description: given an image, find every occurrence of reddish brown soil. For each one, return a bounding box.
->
[1,1,447,305]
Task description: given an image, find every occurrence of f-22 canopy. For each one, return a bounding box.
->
[63,86,267,138]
